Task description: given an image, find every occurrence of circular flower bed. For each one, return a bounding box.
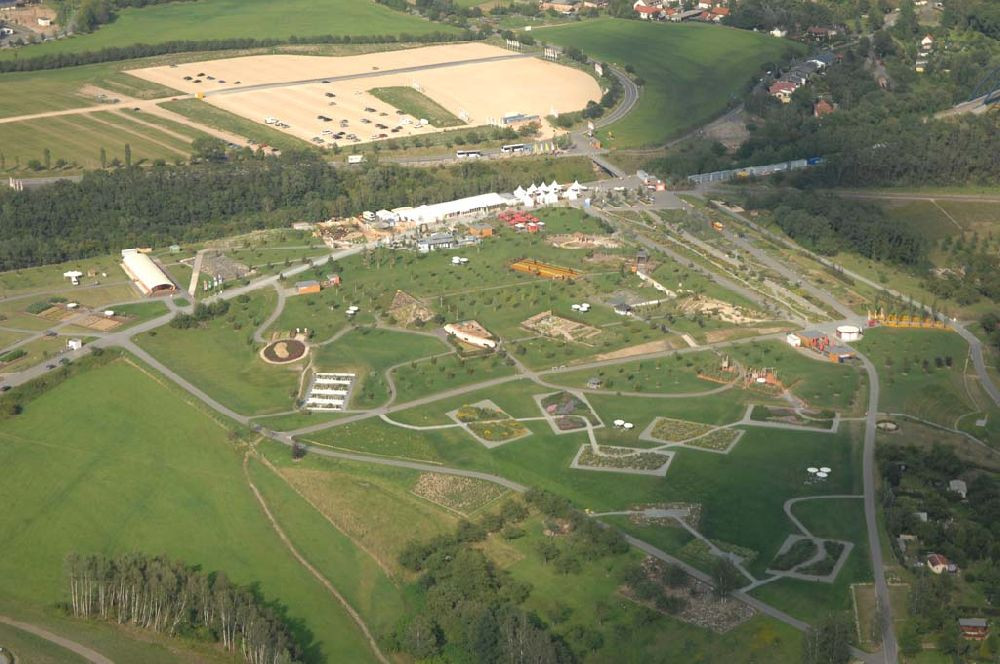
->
[260,339,308,364]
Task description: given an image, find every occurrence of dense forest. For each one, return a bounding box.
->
[66,552,304,664]
[0,151,586,270]
[740,189,927,265]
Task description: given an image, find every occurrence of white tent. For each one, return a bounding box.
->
[549,180,561,190]
[513,185,527,198]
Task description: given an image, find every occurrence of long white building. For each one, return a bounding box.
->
[121,249,176,296]
[396,192,510,225]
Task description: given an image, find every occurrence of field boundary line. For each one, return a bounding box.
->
[242,454,391,664]
[256,450,399,582]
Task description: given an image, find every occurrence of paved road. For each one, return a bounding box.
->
[203,53,533,98]
[833,191,1000,204]
[856,351,898,662]
[0,615,113,664]
[708,194,1000,410]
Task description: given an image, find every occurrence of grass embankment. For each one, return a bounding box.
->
[541,19,800,147]
[0,359,384,662]
[159,98,316,152]
[369,86,464,127]
[0,0,455,62]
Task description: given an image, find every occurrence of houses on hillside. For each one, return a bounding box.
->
[767,51,835,102]
[632,0,729,22]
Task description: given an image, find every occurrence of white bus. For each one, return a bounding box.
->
[500,143,529,154]
[456,150,482,159]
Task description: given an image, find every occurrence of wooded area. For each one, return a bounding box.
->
[0,152,584,270]
[66,552,303,664]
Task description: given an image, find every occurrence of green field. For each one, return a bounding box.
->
[311,327,447,408]
[135,289,303,415]
[0,64,179,119]
[541,19,800,147]
[0,111,195,174]
[0,359,381,663]
[856,328,977,426]
[390,353,517,404]
[369,86,464,127]
[0,0,455,62]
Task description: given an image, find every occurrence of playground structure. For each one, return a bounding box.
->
[744,367,781,389]
[510,259,581,280]
[867,308,950,330]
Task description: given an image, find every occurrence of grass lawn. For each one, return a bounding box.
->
[0,0,454,62]
[311,327,447,408]
[540,19,800,147]
[160,98,316,152]
[0,359,378,663]
[135,289,304,415]
[0,622,88,664]
[259,440,456,578]
[390,352,517,404]
[0,112,191,175]
[855,328,977,426]
[542,351,723,393]
[246,455,406,636]
[0,63,179,119]
[503,516,803,663]
[0,255,125,297]
[307,390,863,580]
[727,340,866,413]
[750,497,872,623]
[369,86,464,127]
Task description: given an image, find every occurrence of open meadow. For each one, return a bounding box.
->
[0,0,455,62]
[540,19,800,147]
[0,358,382,663]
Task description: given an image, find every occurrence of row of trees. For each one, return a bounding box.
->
[170,300,230,328]
[0,151,586,270]
[66,552,303,664]
[0,30,473,73]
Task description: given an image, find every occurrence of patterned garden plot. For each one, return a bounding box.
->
[639,416,744,454]
[535,390,604,434]
[447,399,532,449]
[570,444,674,476]
[765,534,854,583]
[410,472,508,516]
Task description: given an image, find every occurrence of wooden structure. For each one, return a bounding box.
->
[509,259,581,280]
[867,308,950,330]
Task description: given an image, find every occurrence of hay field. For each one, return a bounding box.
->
[131,44,601,145]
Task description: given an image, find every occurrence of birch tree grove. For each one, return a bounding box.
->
[66,553,301,664]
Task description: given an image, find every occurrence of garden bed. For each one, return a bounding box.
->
[410,472,507,515]
[572,445,672,475]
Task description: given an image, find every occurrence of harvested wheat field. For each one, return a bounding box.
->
[130,43,601,145]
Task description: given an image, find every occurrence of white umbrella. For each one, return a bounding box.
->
[816,471,829,479]
[807,467,818,474]
[613,419,625,427]
[820,467,831,473]
[623,422,634,430]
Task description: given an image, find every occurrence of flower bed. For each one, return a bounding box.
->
[649,417,714,442]
[541,391,599,425]
[578,446,668,471]
[468,419,529,441]
[683,428,741,451]
[798,540,845,576]
[455,404,506,423]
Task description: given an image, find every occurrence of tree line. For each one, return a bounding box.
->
[0,151,584,270]
[66,552,304,664]
[740,189,927,266]
[0,30,474,73]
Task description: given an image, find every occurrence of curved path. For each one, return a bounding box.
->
[783,495,863,541]
[242,456,390,664]
[0,616,112,664]
[252,283,288,344]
